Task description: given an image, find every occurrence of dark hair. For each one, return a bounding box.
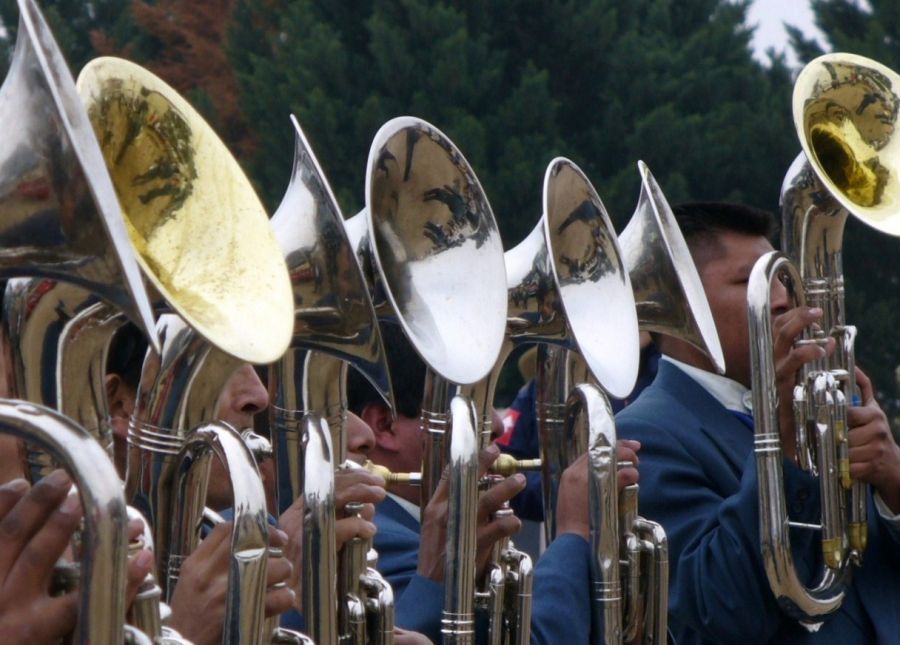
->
[347,323,426,419]
[106,322,148,390]
[671,201,779,266]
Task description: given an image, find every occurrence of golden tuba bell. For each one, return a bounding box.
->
[751,53,900,622]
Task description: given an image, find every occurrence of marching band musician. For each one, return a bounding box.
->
[616,202,900,643]
[106,322,432,644]
[349,323,643,643]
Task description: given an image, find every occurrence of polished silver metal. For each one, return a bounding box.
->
[0,0,157,346]
[535,345,592,542]
[271,114,392,405]
[165,421,270,644]
[751,53,900,620]
[475,157,638,540]
[268,115,398,642]
[0,399,128,644]
[619,161,725,373]
[301,413,338,645]
[268,114,391,502]
[127,506,192,644]
[125,314,242,582]
[57,299,126,452]
[748,251,846,621]
[442,395,480,644]
[2,279,98,479]
[364,116,507,387]
[564,383,668,645]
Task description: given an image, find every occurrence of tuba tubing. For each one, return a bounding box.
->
[748,251,846,620]
[166,421,270,644]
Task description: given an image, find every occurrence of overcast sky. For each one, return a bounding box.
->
[746,0,827,66]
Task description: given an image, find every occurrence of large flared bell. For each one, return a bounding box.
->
[76,57,294,365]
[619,161,726,374]
[364,116,508,386]
[271,115,393,407]
[0,0,156,347]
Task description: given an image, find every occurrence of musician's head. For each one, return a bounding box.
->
[105,324,274,511]
[662,201,787,387]
[348,323,426,505]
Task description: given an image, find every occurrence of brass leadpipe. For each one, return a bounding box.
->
[362,454,541,485]
[165,421,270,644]
[565,383,668,645]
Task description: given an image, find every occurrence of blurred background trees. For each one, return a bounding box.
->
[0,0,896,413]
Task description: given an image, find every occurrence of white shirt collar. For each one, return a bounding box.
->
[661,355,753,414]
[387,492,421,524]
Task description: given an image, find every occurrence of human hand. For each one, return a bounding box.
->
[771,306,835,461]
[0,470,80,644]
[555,440,641,540]
[848,368,900,513]
[278,467,385,607]
[169,522,294,645]
[418,444,527,582]
[125,516,155,609]
[394,626,434,644]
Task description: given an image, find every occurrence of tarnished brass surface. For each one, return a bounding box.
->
[77,57,293,364]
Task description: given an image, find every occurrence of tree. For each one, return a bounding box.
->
[230,0,797,401]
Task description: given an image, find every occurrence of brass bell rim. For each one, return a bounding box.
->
[793,52,900,238]
[76,57,294,364]
[543,156,640,399]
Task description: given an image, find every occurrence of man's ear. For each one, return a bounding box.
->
[358,402,396,449]
[105,374,135,421]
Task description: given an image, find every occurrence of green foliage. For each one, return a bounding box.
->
[0,0,892,405]
[232,0,795,240]
[0,0,142,75]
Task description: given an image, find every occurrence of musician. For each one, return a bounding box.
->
[496,333,660,522]
[349,323,642,643]
[106,323,430,643]
[616,202,900,643]
[104,325,296,642]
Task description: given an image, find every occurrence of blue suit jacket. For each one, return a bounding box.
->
[373,496,592,643]
[616,361,900,644]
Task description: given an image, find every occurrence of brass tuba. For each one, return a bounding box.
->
[267,114,396,645]
[71,55,292,574]
[751,52,900,621]
[0,0,156,343]
[359,116,509,644]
